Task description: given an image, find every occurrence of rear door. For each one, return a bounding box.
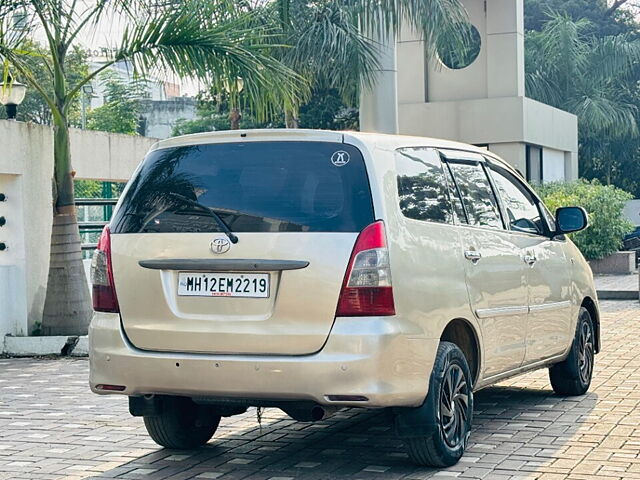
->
[443,152,528,378]
[109,141,374,355]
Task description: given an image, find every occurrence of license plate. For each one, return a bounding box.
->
[178,272,270,298]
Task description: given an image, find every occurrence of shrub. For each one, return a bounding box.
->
[535,180,634,260]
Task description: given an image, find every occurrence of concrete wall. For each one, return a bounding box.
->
[0,122,54,337]
[0,120,157,335]
[397,97,578,179]
[71,128,156,181]
[140,98,197,140]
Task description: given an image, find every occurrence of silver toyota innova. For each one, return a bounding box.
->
[89,129,599,467]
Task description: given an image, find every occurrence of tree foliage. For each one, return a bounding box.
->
[0,39,88,124]
[281,0,470,116]
[87,73,146,135]
[525,7,640,195]
[299,89,359,130]
[175,87,358,135]
[536,180,634,260]
[172,90,285,135]
[526,12,640,139]
[185,0,470,130]
[0,0,310,334]
[525,0,639,36]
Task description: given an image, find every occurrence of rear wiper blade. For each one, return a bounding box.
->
[167,192,239,244]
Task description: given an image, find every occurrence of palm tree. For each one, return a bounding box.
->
[271,0,471,127]
[0,0,307,335]
[526,12,640,143]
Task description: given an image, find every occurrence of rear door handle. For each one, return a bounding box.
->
[523,253,537,266]
[464,250,482,263]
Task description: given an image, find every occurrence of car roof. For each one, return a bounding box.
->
[150,128,516,175]
[152,129,482,153]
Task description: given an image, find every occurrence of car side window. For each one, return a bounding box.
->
[395,147,454,224]
[448,162,503,229]
[489,165,545,235]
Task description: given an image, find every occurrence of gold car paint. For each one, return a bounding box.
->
[90,129,599,406]
[112,232,357,355]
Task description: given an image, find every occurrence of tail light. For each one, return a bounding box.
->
[336,221,395,316]
[91,226,120,313]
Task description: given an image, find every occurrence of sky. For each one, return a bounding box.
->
[31,4,202,96]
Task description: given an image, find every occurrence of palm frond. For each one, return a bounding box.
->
[587,34,640,84]
[526,70,563,108]
[537,12,591,89]
[352,0,470,59]
[567,90,638,138]
[283,2,379,105]
[106,2,308,121]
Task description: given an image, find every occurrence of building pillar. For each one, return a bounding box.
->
[486,0,525,98]
[359,27,399,134]
[488,142,526,176]
[565,151,579,181]
[397,24,426,104]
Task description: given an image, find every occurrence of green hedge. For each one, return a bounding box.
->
[536,180,634,261]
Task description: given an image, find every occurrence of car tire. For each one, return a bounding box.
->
[143,396,221,449]
[402,341,474,467]
[549,307,595,396]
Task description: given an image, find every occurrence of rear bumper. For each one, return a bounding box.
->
[89,312,437,408]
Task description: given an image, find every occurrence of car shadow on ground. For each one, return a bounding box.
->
[97,383,598,479]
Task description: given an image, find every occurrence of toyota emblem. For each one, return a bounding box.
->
[210,237,231,254]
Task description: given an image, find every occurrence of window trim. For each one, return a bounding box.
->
[439,149,486,163]
[481,162,507,230]
[443,156,506,232]
[440,155,469,225]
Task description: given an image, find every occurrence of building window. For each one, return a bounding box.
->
[526,145,543,184]
[436,23,482,70]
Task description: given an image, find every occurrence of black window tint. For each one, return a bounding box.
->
[448,162,502,229]
[111,142,374,233]
[396,148,453,224]
[490,165,544,235]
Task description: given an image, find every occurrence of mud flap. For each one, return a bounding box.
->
[393,403,437,438]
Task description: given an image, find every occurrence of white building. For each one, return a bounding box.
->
[360,0,578,183]
[86,59,197,139]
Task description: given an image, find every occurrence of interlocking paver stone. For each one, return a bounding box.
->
[1,300,639,479]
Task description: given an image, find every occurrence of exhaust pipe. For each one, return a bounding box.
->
[281,404,340,422]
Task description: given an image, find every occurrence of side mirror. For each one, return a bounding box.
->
[555,206,588,234]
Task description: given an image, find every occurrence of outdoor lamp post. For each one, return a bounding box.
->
[0,80,26,120]
[224,77,244,130]
[81,84,94,129]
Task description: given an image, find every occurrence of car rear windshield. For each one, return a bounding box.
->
[110,141,374,234]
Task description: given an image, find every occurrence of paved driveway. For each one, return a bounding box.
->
[1,300,639,480]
